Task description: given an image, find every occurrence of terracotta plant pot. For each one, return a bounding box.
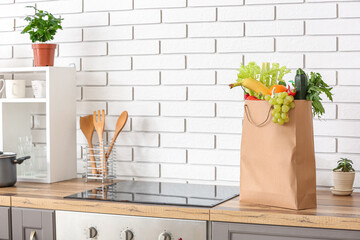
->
[32,43,57,67]
[333,171,355,190]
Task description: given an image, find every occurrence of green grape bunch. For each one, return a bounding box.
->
[265,92,295,125]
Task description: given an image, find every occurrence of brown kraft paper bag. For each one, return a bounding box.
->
[240,100,317,210]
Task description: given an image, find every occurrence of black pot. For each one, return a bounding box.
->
[0,151,30,187]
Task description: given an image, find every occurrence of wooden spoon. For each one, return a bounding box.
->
[93,110,106,176]
[105,111,128,160]
[80,115,97,175]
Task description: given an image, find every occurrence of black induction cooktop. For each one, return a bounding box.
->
[65,180,239,208]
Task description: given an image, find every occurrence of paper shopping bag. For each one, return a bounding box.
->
[240,100,316,210]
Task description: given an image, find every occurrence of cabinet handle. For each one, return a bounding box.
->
[30,231,36,240]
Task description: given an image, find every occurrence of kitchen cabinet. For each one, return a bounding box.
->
[12,207,55,240]
[0,207,11,240]
[212,222,360,240]
[0,67,76,183]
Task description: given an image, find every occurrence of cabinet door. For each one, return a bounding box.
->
[0,207,10,240]
[212,222,360,240]
[12,208,55,240]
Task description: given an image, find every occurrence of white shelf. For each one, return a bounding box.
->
[0,67,73,73]
[0,98,46,103]
[18,176,48,183]
[0,67,77,183]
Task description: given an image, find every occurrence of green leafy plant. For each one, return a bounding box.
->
[306,72,333,118]
[21,6,63,43]
[333,158,355,172]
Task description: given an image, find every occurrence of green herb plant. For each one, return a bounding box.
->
[306,72,333,118]
[333,158,355,172]
[21,6,63,43]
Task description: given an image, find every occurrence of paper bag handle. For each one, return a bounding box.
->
[244,104,272,127]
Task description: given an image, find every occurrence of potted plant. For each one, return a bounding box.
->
[332,158,356,196]
[21,6,63,67]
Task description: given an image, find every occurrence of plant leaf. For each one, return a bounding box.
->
[21,6,63,42]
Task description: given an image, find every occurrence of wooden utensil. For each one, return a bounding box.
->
[105,111,128,160]
[80,115,97,175]
[93,110,106,176]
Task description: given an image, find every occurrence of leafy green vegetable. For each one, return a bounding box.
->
[260,62,271,86]
[234,62,291,97]
[237,62,261,81]
[333,158,354,172]
[277,65,291,86]
[306,72,333,118]
[21,6,63,43]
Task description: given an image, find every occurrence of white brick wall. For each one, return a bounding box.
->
[2,0,359,189]
[0,3,33,18]
[82,56,131,71]
[59,42,107,57]
[0,19,15,32]
[62,12,109,28]
[218,38,274,53]
[133,55,185,70]
[37,0,83,14]
[110,10,161,25]
[134,0,186,9]
[109,71,160,85]
[218,6,275,21]
[83,26,132,41]
[246,21,304,36]
[277,3,336,20]
[134,24,186,39]
[161,39,215,54]
[109,40,159,55]
[84,0,132,12]
[339,2,360,18]
[162,8,216,23]
[188,22,244,37]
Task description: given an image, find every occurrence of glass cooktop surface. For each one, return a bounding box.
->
[65,180,239,208]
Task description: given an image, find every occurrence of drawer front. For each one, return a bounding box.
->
[12,208,55,240]
[212,222,360,240]
[0,207,10,240]
[56,210,207,240]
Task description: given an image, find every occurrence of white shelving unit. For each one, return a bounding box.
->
[0,67,77,183]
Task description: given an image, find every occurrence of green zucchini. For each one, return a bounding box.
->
[294,68,308,100]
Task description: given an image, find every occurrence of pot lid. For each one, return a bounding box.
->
[0,151,16,159]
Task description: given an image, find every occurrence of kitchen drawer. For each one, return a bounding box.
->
[0,206,11,240]
[12,208,55,240]
[212,222,360,240]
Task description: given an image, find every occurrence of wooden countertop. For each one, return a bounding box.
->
[0,195,10,206]
[1,179,359,230]
[0,178,209,221]
[210,192,360,231]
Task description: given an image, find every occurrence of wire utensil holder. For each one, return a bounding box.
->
[84,143,116,183]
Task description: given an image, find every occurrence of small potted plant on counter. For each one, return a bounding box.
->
[332,158,356,196]
[21,6,63,67]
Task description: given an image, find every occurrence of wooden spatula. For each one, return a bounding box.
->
[93,110,106,176]
[80,115,97,175]
[105,111,128,160]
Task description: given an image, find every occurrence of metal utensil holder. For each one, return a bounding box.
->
[84,144,116,183]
